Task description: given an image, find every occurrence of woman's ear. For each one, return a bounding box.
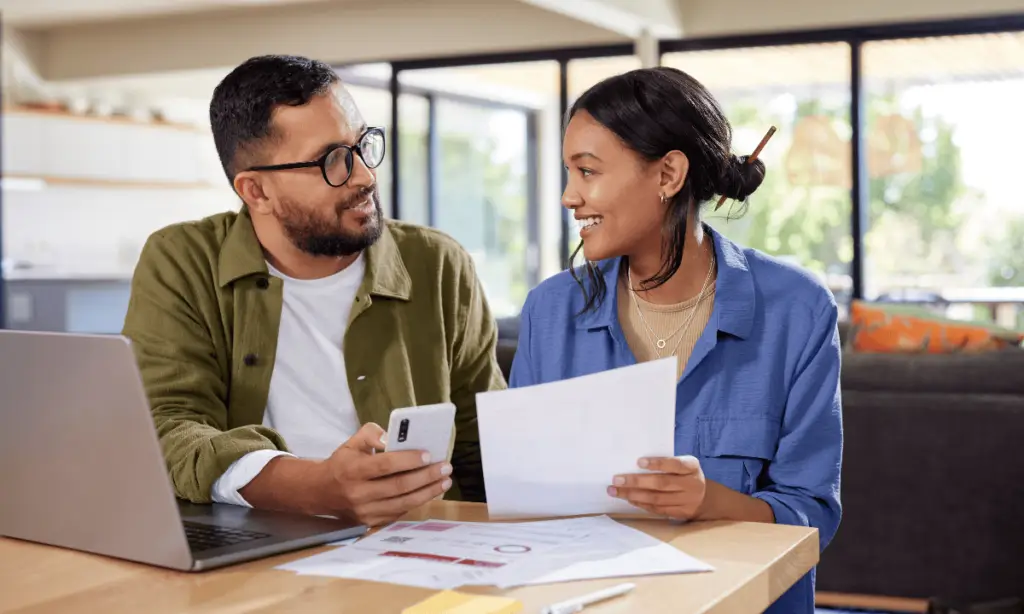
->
[659,150,690,199]
[233,171,273,215]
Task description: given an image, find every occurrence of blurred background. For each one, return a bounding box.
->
[2,1,1024,611]
[1,0,1023,332]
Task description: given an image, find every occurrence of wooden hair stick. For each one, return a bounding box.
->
[715,125,777,210]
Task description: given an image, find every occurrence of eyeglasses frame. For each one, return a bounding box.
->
[245,126,386,187]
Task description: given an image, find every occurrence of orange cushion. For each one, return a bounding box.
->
[848,300,1024,354]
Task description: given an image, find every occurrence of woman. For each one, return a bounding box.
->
[509,67,842,614]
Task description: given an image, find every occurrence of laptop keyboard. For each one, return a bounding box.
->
[183,521,271,552]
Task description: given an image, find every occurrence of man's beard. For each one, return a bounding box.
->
[275,185,383,257]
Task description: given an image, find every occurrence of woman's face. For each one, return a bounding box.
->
[561,111,667,262]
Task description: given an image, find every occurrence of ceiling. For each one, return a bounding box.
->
[0,0,338,27]
[2,0,1021,113]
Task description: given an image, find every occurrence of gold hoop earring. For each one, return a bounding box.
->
[660,193,667,205]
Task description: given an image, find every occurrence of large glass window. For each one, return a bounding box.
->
[10,28,1020,331]
[398,62,559,317]
[397,94,430,226]
[662,44,853,303]
[434,100,529,317]
[568,56,643,101]
[862,33,1024,327]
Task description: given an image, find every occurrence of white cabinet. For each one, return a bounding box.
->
[42,116,120,179]
[2,113,45,175]
[1,109,212,186]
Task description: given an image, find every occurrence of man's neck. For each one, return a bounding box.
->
[255,224,360,280]
[626,214,714,306]
[268,249,361,280]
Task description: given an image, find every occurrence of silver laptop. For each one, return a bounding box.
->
[0,330,366,571]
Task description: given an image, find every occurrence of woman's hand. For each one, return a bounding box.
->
[608,456,706,520]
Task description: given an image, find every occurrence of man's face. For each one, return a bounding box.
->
[249,83,382,257]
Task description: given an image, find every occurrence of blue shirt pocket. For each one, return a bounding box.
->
[697,416,780,495]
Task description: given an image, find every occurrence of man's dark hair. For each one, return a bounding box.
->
[210,54,340,183]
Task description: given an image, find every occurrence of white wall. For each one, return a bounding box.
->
[2,186,237,279]
[1,109,236,279]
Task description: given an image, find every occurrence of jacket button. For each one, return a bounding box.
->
[243,353,258,366]
[255,277,269,290]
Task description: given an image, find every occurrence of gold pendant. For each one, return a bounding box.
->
[656,339,667,349]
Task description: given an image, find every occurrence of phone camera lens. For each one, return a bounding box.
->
[397,418,409,443]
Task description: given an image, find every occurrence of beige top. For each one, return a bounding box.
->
[618,268,716,379]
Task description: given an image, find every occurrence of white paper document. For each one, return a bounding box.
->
[476,358,677,518]
[487,516,714,588]
[276,518,581,589]
[276,516,713,590]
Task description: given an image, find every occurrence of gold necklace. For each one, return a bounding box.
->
[666,264,715,358]
[628,253,716,358]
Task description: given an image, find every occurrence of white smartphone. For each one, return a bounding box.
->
[384,402,456,463]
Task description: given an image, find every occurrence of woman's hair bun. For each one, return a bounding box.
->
[718,154,766,202]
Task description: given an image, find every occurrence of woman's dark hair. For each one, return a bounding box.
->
[566,66,765,313]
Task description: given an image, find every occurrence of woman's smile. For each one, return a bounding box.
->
[576,215,604,236]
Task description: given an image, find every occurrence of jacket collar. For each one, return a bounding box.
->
[362,221,412,301]
[574,224,755,339]
[217,208,411,301]
[218,207,265,287]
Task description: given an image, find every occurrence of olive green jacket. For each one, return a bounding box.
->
[121,208,505,504]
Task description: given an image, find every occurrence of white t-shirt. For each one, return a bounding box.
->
[210,255,366,506]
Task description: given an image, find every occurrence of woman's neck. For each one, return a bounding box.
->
[626,218,714,306]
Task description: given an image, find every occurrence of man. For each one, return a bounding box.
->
[121,55,505,527]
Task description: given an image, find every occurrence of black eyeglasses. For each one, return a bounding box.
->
[247,127,386,187]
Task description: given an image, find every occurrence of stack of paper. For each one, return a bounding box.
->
[486,516,714,588]
[277,516,713,590]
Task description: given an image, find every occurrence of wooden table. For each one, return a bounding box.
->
[0,502,818,613]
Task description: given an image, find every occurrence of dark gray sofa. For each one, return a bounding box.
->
[493,316,1024,605]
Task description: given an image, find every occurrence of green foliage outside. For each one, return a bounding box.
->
[434,129,529,317]
[707,94,966,298]
[413,87,1024,321]
[987,217,1024,288]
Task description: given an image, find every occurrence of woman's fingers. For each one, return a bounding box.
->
[637,455,702,475]
[612,472,689,491]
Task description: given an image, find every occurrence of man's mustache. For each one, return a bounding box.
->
[336,186,377,211]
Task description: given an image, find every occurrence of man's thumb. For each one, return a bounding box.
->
[344,423,387,453]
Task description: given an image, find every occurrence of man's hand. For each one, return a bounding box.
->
[319,423,453,526]
[607,456,706,520]
[239,423,452,526]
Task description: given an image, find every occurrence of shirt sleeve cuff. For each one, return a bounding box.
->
[752,491,810,528]
[210,449,294,507]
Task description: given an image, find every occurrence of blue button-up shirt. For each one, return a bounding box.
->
[509,225,842,614]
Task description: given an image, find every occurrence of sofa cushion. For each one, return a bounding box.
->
[496,339,517,382]
[496,317,520,341]
[842,350,1024,396]
[849,300,1024,354]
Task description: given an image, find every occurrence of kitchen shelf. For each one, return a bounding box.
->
[2,105,202,133]
[2,173,219,190]
[2,108,222,186]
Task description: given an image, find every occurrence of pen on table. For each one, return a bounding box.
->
[539,582,636,614]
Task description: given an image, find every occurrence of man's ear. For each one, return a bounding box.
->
[659,150,690,199]
[233,171,273,215]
